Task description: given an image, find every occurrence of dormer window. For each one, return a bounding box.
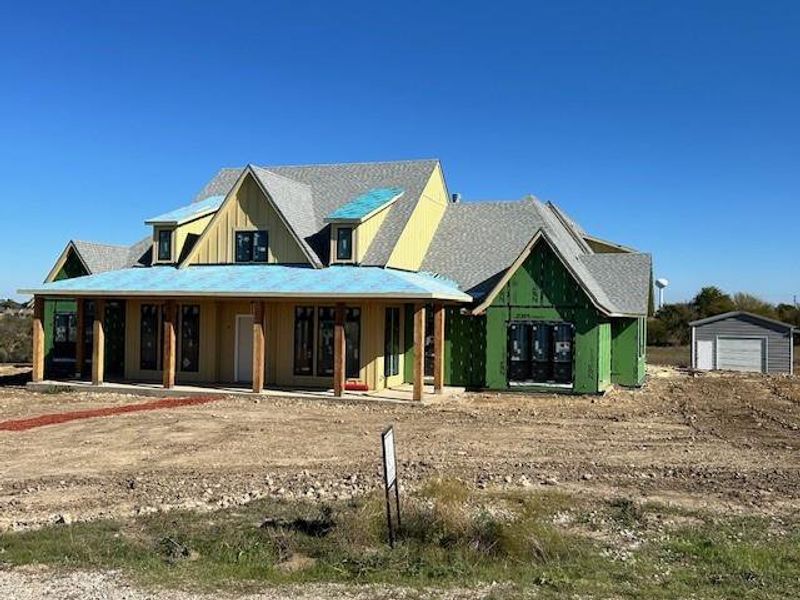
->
[235,230,268,263]
[157,229,173,262]
[336,227,353,261]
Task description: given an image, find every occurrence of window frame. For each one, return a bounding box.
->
[52,311,77,362]
[344,307,361,379]
[179,304,201,373]
[157,229,173,262]
[384,306,401,377]
[235,230,269,263]
[316,307,335,377]
[293,306,315,376]
[139,304,162,371]
[293,304,362,379]
[335,226,354,262]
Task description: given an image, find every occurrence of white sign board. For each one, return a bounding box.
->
[382,426,396,487]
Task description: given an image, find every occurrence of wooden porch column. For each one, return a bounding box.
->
[31,296,45,383]
[162,300,176,389]
[333,303,345,397]
[251,301,265,393]
[74,298,85,379]
[91,299,106,386]
[413,303,426,401]
[433,303,445,394]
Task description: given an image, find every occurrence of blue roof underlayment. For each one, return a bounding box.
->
[22,265,471,302]
[326,187,404,221]
[145,195,225,225]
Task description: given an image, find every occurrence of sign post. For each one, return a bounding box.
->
[381,425,401,547]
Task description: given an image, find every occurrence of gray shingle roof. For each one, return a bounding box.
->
[72,241,133,273]
[579,253,652,315]
[66,160,650,317]
[70,237,152,275]
[249,166,320,267]
[194,160,439,266]
[421,198,652,316]
[420,200,547,297]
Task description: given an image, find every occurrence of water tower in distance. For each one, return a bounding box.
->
[655,278,669,309]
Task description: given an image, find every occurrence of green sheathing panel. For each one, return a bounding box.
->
[54,249,89,281]
[638,318,647,383]
[444,307,486,388]
[43,250,89,376]
[484,241,606,394]
[611,318,646,387]
[598,322,612,390]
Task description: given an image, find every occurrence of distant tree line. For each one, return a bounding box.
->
[0,313,31,363]
[648,286,800,346]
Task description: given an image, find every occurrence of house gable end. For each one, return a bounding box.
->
[490,237,594,311]
[181,168,314,267]
[45,242,91,282]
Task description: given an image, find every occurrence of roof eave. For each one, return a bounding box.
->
[19,287,470,302]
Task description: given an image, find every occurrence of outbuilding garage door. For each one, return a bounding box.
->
[717,338,765,373]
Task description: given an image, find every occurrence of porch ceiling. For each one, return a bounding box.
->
[20,264,472,302]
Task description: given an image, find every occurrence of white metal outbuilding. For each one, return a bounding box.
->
[690,311,795,374]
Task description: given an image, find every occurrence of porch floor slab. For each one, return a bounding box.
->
[26,380,465,405]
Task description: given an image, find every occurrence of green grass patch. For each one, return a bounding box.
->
[1,481,798,599]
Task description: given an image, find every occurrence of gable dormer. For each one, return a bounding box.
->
[181,167,319,267]
[324,187,403,265]
[145,195,223,265]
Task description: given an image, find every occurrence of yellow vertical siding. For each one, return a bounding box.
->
[186,175,310,265]
[329,204,393,265]
[355,205,391,262]
[151,216,213,265]
[386,162,449,270]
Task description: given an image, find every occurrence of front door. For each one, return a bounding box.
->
[696,340,713,370]
[236,315,254,383]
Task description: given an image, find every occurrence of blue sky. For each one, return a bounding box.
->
[1,1,798,303]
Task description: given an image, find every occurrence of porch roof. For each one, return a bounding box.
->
[21,265,472,302]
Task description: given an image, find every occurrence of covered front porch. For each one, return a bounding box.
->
[25,265,471,401]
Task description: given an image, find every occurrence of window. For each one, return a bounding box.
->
[384,307,400,377]
[157,229,173,262]
[52,312,77,361]
[140,304,161,370]
[336,227,353,261]
[345,308,361,378]
[236,231,268,263]
[295,305,361,378]
[179,305,200,372]
[507,321,575,385]
[316,307,335,376]
[294,307,315,375]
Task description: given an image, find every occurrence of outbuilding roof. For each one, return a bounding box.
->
[689,311,795,331]
[23,265,472,302]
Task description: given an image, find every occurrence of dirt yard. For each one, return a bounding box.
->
[0,365,798,531]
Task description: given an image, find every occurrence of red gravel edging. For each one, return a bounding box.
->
[0,396,220,431]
